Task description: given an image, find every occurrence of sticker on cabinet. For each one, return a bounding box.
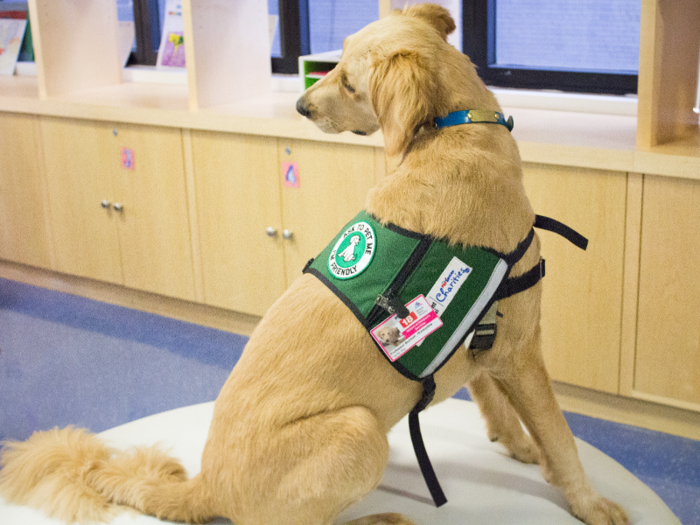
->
[121,148,135,170]
[283,162,300,188]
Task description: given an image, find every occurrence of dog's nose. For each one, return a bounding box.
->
[296,96,311,118]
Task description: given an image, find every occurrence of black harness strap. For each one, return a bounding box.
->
[495,259,546,301]
[408,375,447,507]
[495,215,588,300]
[535,215,589,250]
[409,214,587,508]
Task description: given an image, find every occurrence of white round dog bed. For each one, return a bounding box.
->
[0,398,679,524]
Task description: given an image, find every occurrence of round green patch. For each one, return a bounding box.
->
[328,221,376,279]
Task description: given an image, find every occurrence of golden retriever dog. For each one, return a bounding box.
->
[0,5,629,525]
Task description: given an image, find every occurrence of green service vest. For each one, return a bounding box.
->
[305,211,519,381]
[304,210,587,509]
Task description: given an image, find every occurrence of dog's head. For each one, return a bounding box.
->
[296,4,487,157]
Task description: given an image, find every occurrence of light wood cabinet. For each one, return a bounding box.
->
[41,118,123,284]
[41,117,196,301]
[0,113,51,269]
[523,164,628,394]
[191,132,286,316]
[278,139,381,280]
[191,133,383,316]
[634,175,700,408]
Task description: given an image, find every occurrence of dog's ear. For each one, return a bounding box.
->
[369,51,435,157]
[402,4,456,41]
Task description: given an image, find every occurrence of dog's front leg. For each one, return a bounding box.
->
[467,372,541,466]
[494,329,630,525]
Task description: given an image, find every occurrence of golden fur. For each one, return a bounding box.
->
[0,5,629,525]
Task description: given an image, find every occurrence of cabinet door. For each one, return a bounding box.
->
[635,175,700,407]
[191,132,286,316]
[523,165,627,393]
[0,113,51,268]
[279,140,380,282]
[41,117,123,284]
[110,124,195,301]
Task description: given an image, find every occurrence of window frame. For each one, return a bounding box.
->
[272,0,309,74]
[462,0,638,95]
[130,0,158,66]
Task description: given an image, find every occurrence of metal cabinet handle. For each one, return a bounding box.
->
[266,227,278,237]
[282,229,294,240]
[100,200,111,209]
[113,203,124,212]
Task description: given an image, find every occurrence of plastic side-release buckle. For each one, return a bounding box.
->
[470,301,500,353]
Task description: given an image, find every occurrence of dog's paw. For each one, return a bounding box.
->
[489,431,540,465]
[342,513,418,525]
[571,494,630,525]
[507,436,540,465]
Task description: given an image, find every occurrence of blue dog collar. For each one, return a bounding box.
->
[434,109,514,132]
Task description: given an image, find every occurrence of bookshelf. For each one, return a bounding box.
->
[22,0,271,109]
[182,0,270,110]
[0,0,694,156]
[27,0,123,99]
[636,0,700,150]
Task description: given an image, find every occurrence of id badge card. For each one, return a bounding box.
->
[371,295,443,362]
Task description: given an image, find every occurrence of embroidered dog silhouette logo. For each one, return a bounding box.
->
[338,235,361,262]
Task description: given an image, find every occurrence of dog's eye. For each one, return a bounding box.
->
[344,84,356,94]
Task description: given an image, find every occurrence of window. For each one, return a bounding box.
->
[463,0,640,94]
[270,0,378,74]
[307,0,377,55]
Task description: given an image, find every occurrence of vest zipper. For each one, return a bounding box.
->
[367,236,433,326]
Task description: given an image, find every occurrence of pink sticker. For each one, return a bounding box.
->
[283,162,300,188]
[121,148,135,170]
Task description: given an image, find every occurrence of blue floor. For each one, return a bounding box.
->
[1,277,699,524]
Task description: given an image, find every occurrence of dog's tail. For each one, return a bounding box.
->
[0,426,215,523]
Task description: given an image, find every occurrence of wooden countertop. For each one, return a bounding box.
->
[1,75,698,180]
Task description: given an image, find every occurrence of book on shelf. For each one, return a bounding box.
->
[0,2,32,63]
[0,17,27,75]
[157,0,185,69]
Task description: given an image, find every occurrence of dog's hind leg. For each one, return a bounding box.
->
[493,328,629,525]
[467,372,541,466]
[218,405,408,525]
